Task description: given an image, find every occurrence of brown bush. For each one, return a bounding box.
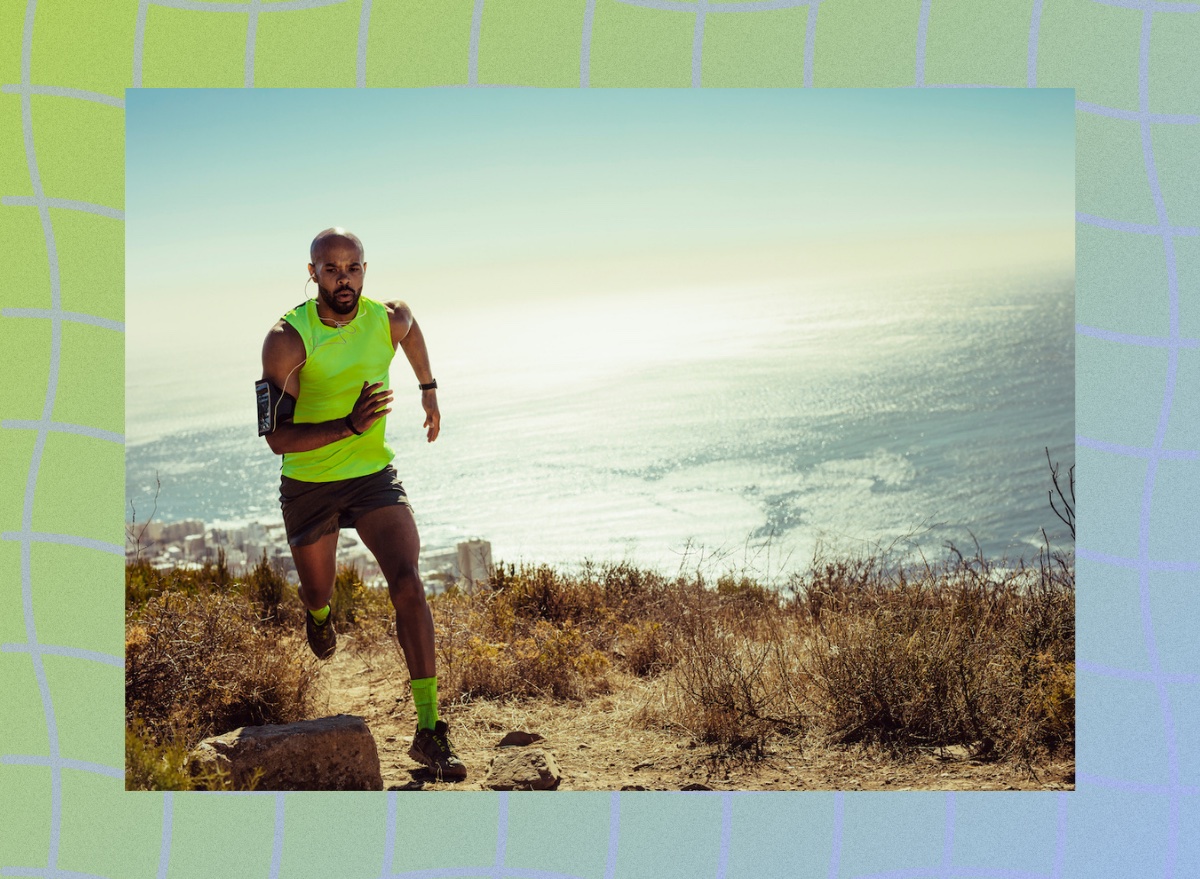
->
[126,556,233,608]
[326,563,395,645]
[658,583,807,755]
[425,552,1073,761]
[125,545,1071,767]
[615,620,673,677]
[432,581,612,701]
[242,552,291,623]
[126,591,315,748]
[801,548,1075,759]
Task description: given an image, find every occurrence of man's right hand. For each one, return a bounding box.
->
[348,381,393,434]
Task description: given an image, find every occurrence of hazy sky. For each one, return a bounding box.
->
[125,88,1073,378]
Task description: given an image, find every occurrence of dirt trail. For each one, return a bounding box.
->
[300,634,1073,792]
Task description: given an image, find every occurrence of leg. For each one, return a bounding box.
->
[354,504,436,680]
[290,530,339,612]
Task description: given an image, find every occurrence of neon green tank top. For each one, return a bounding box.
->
[280,296,396,482]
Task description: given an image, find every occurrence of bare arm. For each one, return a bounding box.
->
[388,301,440,443]
[260,320,393,455]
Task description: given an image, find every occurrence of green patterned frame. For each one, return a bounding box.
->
[2,1,1198,878]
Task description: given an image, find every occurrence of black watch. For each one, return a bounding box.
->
[419,380,438,391]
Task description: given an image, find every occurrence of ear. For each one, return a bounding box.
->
[307,263,316,281]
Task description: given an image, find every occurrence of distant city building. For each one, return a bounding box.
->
[162,520,204,543]
[456,539,494,588]
[183,533,206,559]
[125,515,490,597]
[129,519,163,546]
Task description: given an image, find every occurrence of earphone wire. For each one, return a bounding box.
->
[271,277,361,428]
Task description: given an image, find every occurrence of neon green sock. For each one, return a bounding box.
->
[410,676,439,730]
[308,604,330,624]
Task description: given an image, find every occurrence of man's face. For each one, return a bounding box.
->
[309,237,366,316]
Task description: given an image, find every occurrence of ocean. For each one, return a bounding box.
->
[126,268,1074,577]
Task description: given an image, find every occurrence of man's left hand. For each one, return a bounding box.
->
[422,390,440,442]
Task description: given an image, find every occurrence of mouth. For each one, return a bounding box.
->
[326,287,359,315]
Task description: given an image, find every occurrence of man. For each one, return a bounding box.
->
[258,227,465,781]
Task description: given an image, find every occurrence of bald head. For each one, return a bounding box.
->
[310,227,365,264]
[308,228,367,318]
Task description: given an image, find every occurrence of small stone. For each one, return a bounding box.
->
[497,731,544,748]
[483,748,562,791]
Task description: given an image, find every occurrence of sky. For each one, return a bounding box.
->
[125,88,1074,427]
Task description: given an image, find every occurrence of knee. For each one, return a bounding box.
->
[388,565,426,610]
[298,581,334,610]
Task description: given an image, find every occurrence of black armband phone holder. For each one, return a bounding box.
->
[256,380,296,436]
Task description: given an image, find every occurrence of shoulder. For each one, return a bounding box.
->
[263,317,305,361]
[381,299,414,339]
[381,299,412,322]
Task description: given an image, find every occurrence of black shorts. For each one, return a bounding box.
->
[279,465,411,547]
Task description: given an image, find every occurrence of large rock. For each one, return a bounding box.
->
[483,747,561,791]
[189,714,383,791]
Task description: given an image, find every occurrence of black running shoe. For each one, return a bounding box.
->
[408,720,467,780]
[305,610,336,660]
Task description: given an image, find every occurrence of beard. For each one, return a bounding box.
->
[318,282,362,316]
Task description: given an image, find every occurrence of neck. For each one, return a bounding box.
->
[315,299,358,327]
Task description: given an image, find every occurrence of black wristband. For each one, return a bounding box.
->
[345,415,363,436]
[419,380,438,391]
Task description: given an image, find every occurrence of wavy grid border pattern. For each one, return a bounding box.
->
[1,1,1196,878]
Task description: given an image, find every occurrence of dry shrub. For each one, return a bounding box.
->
[663,583,807,756]
[242,552,290,623]
[328,563,395,645]
[126,591,315,748]
[1007,555,1075,755]
[127,555,233,608]
[806,585,1000,747]
[489,563,609,627]
[615,621,672,677]
[592,561,676,623]
[436,587,612,701]
[801,547,1075,759]
[125,718,261,791]
[432,564,660,702]
[430,562,684,701]
[419,548,1072,765]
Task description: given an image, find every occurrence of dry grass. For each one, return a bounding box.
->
[432,565,618,701]
[125,556,319,788]
[430,546,1073,763]
[127,540,1074,780]
[794,545,1074,760]
[126,591,315,744]
[124,556,411,788]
